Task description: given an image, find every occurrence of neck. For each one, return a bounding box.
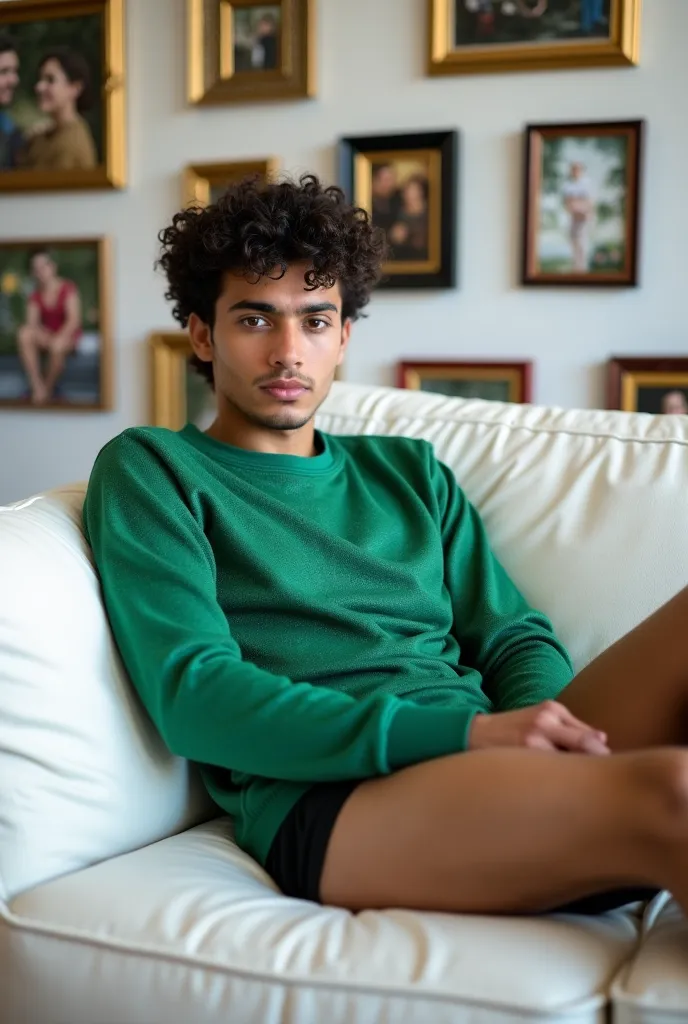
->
[53,106,78,127]
[205,400,318,458]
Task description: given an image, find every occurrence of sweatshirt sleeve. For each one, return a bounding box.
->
[429,450,575,710]
[82,434,470,783]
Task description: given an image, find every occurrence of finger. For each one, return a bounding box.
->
[550,702,607,742]
[542,720,610,755]
[523,731,558,752]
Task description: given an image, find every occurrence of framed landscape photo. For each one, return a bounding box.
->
[0,237,112,410]
[428,0,641,76]
[522,120,643,287]
[397,360,532,403]
[608,357,688,415]
[184,156,280,206]
[340,130,458,290]
[0,0,126,192]
[187,0,315,105]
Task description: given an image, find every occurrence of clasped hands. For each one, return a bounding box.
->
[469,700,610,755]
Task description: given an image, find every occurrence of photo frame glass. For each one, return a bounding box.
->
[398,362,531,404]
[231,4,282,73]
[0,0,125,191]
[524,122,642,286]
[453,0,612,50]
[0,239,109,410]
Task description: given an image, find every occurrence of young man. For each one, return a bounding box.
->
[0,35,22,171]
[84,175,688,917]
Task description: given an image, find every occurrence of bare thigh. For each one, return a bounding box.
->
[320,747,668,914]
[560,585,688,751]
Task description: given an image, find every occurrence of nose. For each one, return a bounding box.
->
[267,319,305,371]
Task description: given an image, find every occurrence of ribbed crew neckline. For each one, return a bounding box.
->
[179,423,338,475]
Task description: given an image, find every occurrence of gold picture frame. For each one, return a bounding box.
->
[0,236,113,411]
[428,0,641,76]
[187,0,315,106]
[0,0,126,192]
[184,157,280,206]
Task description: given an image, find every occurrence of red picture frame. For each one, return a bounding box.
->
[607,357,688,414]
[397,361,532,404]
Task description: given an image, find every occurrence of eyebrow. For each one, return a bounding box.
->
[228,300,339,315]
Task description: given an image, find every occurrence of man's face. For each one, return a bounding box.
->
[570,162,584,179]
[190,262,351,435]
[372,166,397,198]
[0,49,19,108]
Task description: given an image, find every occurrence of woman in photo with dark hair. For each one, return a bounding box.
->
[20,47,97,171]
[17,248,83,405]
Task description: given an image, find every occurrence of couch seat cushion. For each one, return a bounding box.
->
[612,892,688,1023]
[5,818,643,1024]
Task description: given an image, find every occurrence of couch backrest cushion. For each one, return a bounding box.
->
[2,382,688,899]
[317,383,688,674]
[0,486,215,902]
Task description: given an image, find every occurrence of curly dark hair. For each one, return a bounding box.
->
[38,48,93,113]
[156,174,387,386]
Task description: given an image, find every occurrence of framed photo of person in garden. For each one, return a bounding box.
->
[522,120,644,286]
[0,238,112,410]
[0,0,126,193]
[428,0,641,75]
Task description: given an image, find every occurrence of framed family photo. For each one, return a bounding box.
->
[428,0,641,76]
[184,156,279,206]
[339,130,458,290]
[397,360,532,403]
[0,0,126,192]
[0,237,112,410]
[608,358,688,415]
[522,120,643,286]
[187,0,315,105]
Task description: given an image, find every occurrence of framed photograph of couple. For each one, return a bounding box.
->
[0,0,126,193]
[187,0,315,105]
[340,130,458,290]
[397,360,532,403]
[184,156,280,207]
[429,0,641,76]
[608,358,688,415]
[0,237,112,410]
[522,120,644,287]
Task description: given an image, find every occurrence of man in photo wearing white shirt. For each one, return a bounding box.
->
[561,161,595,272]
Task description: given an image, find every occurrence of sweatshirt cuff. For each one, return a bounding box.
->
[386,702,478,770]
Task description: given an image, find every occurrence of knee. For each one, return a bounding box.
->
[634,749,688,824]
[17,326,32,347]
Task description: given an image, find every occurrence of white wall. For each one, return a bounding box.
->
[1,0,686,503]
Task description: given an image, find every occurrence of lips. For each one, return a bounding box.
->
[260,380,309,401]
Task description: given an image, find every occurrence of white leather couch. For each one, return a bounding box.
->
[2,380,688,1024]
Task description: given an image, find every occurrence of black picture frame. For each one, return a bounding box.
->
[521,120,644,288]
[339,129,458,290]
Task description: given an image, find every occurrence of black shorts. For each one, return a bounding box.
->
[265,780,658,914]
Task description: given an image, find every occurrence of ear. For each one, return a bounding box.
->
[188,313,214,364]
[337,318,352,367]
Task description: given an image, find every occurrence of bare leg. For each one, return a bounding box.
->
[320,747,688,914]
[17,326,48,403]
[561,584,688,751]
[42,338,73,401]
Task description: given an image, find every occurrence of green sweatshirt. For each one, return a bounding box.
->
[83,425,574,866]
